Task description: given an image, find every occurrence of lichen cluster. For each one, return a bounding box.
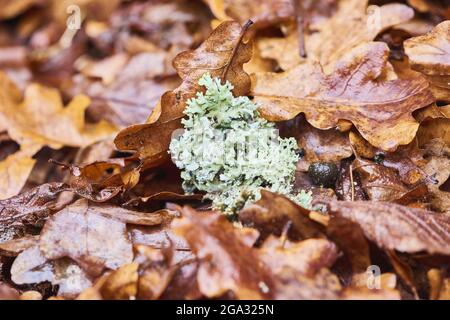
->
[169,73,311,214]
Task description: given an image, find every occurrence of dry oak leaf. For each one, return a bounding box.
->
[0,0,42,20]
[172,206,275,299]
[405,21,450,103]
[222,0,293,28]
[328,200,450,255]
[259,0,414,71]
[252,42,434,151]
[114,21,253,161]
[0,72,117,150]
[0,148,37,200]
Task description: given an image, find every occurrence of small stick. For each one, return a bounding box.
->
[279,221,292,248]
[292,0,307,58]
[349,164,355,201]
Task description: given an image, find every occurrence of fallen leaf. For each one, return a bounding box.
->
[252,42,434,151]
[39,199,135,275]
[0,0,41,20]
[259,0,413,70]
[173,206,275,299]
[239,190,324,242]
[258,236,338,278]
[0,72,117,152]
[0,182,68,243]
[280,116,352,172]
[0,148,37,200]
[114,21,253,162]
[328,200,450,255]
[405,21,450,102]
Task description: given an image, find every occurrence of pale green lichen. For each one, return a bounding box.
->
[169,73,312,214]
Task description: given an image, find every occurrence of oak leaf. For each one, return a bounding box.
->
[328,200,450,255]
[0,72,117,151]
[0,148,37,200]
[39,199,154,275]
[172,206,275,299]
[114,21,253,161]
[0,182,68,243]
[259,0,413,71]
[252,42,434,151]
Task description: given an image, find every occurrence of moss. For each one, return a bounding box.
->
[169,73,312,214]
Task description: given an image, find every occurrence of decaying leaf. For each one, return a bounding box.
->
[0,72,117,151]
[328,200,450,255]
[39,199,146,275]
[259,0,414,70]
[252,42,434,151]
[173,206,275,299]
[114,21,253,162]
[405,21,450,102]
[0,182,68,243]
[239,190,324,241]
[0,149,37,200]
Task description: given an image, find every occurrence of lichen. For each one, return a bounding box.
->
[169,73,312,214]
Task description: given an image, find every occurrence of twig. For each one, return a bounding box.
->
[349,164,355,201]
[292,0,307,58]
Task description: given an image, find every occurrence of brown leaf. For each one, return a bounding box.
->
[134,245,176,300]
[173,206,275,299]
[328,200,450,255]
[335,160,366,201]
[405,21,450,103]
[280,116,352,172]
[39,199,135,275]
[99,263,138,300]
[223,0,293,27]
[0,283,20,300]
[252,42,434,151]
[239,190,325,242]
[352,157,427,203]
[0,71,117,151]
[0,182,68,243]
[327,217,371,276]
[0,149,37,200]
[0,235,38,257]
[420,139,450,213]
[0,0,41,20]
[114,21,253,162]
[259,0,413,70]
[258,237,338,278]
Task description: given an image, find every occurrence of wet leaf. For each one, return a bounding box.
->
[114,21,253,162]
[328,200,450,255]
[39,199,135,275]
[173,206,275,299]
[252,42,434,151]
[405,21,450,102]
[0,182,68,243]
[239,190,324,241]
